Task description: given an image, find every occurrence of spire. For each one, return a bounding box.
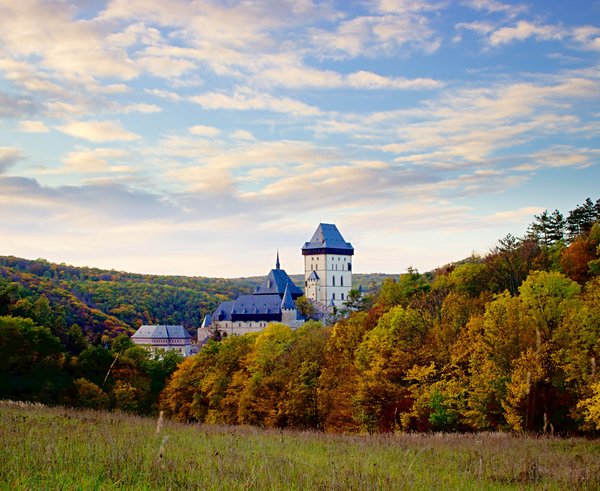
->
[281,284,295,311]
[276,249,280,270]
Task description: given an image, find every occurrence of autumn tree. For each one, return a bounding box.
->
[354,305,432,432]
[318,311,375,432]
[560,223,600,284]
[485,235,540,294]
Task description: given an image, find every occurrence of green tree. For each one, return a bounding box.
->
[295,296,316,320]
[566,198,599,242]
[0,316,67,403]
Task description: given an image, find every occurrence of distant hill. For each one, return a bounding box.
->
[0,256,398,340]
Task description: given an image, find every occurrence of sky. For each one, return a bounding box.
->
[0,0,599,278]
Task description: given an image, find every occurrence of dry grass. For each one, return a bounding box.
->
[1,400,599,490]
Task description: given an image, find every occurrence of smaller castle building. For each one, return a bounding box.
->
[132,324,196,357]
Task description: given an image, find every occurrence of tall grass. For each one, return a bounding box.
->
[0,400,599,490]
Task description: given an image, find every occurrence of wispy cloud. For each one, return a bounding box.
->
[189,88,321,116]
[18,120,49,133]
[58,120,141,142]
[0,148,23,173]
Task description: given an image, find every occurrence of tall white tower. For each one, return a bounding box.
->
[302,223,354,307]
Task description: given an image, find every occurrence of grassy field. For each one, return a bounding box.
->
[1,401,599,490]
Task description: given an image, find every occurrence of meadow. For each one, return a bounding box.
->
[1,401,599,490]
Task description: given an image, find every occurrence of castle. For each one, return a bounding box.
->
[199,223,354,338]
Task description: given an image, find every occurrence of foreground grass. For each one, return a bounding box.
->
[1,401,599,490]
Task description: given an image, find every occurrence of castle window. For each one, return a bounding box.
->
[332,293,335,300]
[348,263,352,271]
[332,276,335,286]
[341,293,344,300]
[341,276,343,286]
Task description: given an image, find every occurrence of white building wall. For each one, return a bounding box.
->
[304,253,352,306]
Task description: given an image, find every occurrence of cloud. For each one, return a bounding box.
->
[58,120,141,142]
[462,0,528,18]
[19,120,50,133]
[345,71,442,90]
[0,148,23,173]
[310,9,440,59]
[255,65,442,90]
[144,88,183,102]
[189,88,321,116]
[61,148,133,174]
[231,129,255,141]
[188,125,221,137]
[0,1,138,80]
[120,103,162,114]
[489,21,565,46]
[0,91,37,118]
[571,26,600,51]
[514,146,599,171]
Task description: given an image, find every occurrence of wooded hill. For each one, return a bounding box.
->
[0,255,395,345]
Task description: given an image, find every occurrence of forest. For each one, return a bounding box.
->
[0,198,599,434]
[161,198,600,434]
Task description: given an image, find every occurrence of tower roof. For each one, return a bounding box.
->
[302,223,354,256]
[281,284,296,310]
[253,256,303,299]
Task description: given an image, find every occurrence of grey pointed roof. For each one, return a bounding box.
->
[302,223,354,255]
[281,284,295,310]
[254,268,303,298]
[132,325,192,340]
[201,314,212,328]
[307,270,320,281]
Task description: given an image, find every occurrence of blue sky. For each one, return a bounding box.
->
[0,0,599,277]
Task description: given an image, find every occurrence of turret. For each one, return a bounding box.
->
[302,223,353,306]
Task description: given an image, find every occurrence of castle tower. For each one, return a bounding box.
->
[302,223,354,306]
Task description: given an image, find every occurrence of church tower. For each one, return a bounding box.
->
[302,223,354,307]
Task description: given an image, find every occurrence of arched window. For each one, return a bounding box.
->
[341,276,343,286]
[332,276,335,286]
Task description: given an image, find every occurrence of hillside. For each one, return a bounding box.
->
[0,256,396,341]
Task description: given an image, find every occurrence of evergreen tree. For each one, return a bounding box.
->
[566,198,598,242]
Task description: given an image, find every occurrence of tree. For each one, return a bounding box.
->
[576,382,600,430]
[318,312,373,433]
[236,323,293,427]
[560,225,600,284]
[566,198,599,242]
[0,315,67,403]
[161,341,221,422]
[341,288,372,313]
[528,209,566,247]
[66,323,88,355]
[295,296,316,320]
[74,378,109,409]
[485,235,540,294]
[354,305,431,432]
